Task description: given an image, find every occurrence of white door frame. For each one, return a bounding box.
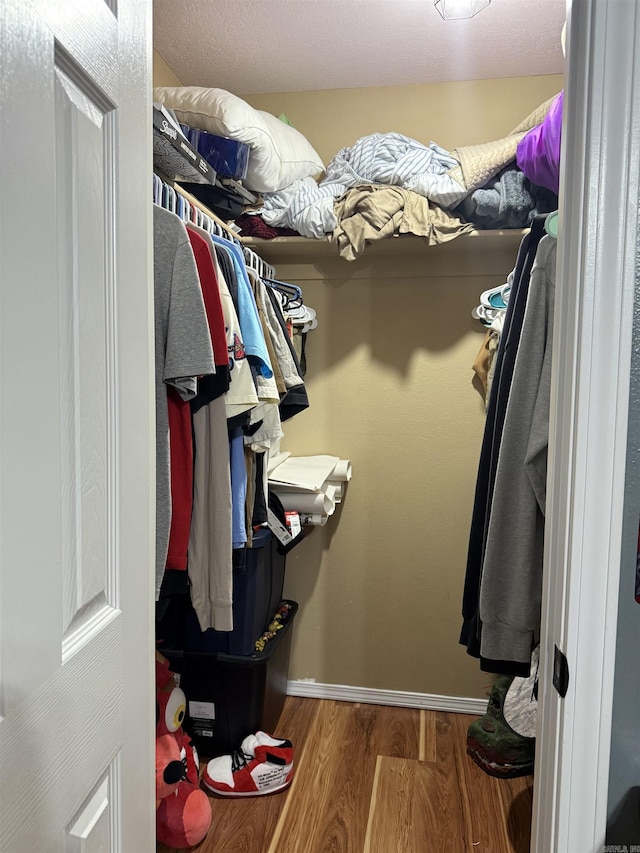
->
[532,0,640,850]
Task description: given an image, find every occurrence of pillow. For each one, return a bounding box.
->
[153,86,324,194]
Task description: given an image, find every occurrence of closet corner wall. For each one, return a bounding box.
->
[152,55,563,702]
[153,50,183,88]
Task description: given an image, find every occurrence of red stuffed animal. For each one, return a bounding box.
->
[156,652,211,848]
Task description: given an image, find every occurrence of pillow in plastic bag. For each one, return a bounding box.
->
[516,91,563,195]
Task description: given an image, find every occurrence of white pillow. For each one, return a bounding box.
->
[153,86,324,194]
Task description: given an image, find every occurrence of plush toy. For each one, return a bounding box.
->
[156,652,212,848]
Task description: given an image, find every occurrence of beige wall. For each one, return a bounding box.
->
[245,75,562,162]
[263,239,521,700]
[153,49,183,87]
[247,76,562,700]
[149,60,562,699]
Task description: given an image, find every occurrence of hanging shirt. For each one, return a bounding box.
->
[460,216,547,673]
[185,226,235,632]
[165,227,229,574]
[187,225,230,403]
[189,396,233,632]
[209,236,274,380]
[479,236,556,670]
[185,225,258,421]
[262,282,310,421]
[229,427,248,549]
[153,205,215,599]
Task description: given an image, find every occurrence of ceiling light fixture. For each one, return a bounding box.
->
[434,0,491,19]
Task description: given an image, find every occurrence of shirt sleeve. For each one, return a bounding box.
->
[163,235,215,399]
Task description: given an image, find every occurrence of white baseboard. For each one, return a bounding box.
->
[286,680,487,715]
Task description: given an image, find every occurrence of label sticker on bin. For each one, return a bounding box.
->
[189,701,215,720]
[189,700,216,738]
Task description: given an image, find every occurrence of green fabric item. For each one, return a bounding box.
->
[466,676,535,778]
[278,113,294,127]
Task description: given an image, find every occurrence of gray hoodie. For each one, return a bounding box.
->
[479,235,556,665]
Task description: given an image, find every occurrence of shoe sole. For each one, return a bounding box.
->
[201,777,293,798]
[466,743,534,779]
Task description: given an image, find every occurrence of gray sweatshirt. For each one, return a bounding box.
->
[153,205,215,599]
[479,235,556,665]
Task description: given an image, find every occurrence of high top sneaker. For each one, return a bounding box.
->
[202,732,294,797]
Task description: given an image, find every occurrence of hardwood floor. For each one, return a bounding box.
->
[158,696,533,853]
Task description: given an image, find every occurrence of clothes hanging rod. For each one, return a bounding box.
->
[154,173,277,280]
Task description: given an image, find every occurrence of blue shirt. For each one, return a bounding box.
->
[210,236,273,379]
[229,427,247,549]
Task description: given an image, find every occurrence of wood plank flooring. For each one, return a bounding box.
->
[158,696,533,853]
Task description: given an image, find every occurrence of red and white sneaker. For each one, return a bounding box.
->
[202,732,294,797]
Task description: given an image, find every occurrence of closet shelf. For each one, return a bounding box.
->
[241,229,528,267]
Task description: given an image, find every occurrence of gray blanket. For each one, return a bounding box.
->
[455,167,557,230]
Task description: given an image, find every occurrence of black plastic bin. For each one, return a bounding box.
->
[164,600,297,758]
[157,528,286,657]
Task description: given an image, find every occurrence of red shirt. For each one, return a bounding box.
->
[165,228,228,570]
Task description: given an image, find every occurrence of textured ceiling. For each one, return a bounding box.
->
[153,0,566,95]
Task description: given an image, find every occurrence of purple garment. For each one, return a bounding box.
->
[516,92,563,195]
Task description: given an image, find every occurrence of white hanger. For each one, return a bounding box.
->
[471,304,502,325]
[480,282,510,311]
[155,179,275,280]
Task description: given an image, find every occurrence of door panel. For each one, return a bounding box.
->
[55,57,113,642]
[0,0,153,849]
[66,771,116,853]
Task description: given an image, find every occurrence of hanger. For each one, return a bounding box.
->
[263,278,303,310]
[243,247,276,280]
[471,304,502,326]
[242,245,257,273]
[480,282,510,312]
[152,173,162,205]
[154,176,275,281]
[545,211,559,238]
[263,278,302,301]
[168,185,177,214]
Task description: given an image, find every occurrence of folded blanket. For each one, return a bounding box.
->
[331,185,473,261]
[235,213,300,239]
[322,133,464,207]
[442,96,558,208]
[456,167,558,230]
[254,95,559,245]
[260,176,347,238]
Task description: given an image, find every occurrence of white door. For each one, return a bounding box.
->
[532,0,640,850]
[0,0,155,850]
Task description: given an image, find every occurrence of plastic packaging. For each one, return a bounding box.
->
[516,92,563,195]
[182,125,250,180]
